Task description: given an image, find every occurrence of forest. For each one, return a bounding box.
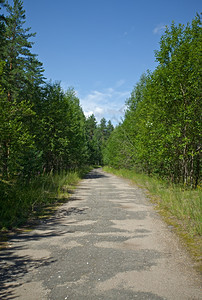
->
[103,15,201,188]
[0,0,113,228]
[0,0,201,231]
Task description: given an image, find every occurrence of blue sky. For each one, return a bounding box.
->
[6,0,202,124]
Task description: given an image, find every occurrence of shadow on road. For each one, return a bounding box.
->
[0,196,87,299]
[0,242,56,300]
[83,169,108,180]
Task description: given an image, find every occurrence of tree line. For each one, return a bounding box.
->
[103,15,201,188]
[0,0,114,181]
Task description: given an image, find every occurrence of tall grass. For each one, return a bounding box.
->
[103,167,202,237]
[0,167,91,230]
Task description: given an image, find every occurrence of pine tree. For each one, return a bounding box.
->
[106,120,114,139]
[0,0,43,178]
[1,0,43,101]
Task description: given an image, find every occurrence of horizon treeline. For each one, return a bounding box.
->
[0,0,114,180]
[103,14,201,188]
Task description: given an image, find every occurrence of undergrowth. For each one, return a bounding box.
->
[0,167,91,230]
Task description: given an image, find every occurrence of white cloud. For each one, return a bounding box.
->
[153,24,166,35]
[84,110,94,118]
[80,85,130,125]
[95,107,104,114]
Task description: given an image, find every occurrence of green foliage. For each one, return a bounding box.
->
[0,1,6,59]
[85,115,114,165]
[85,114,100,165]
[1,0,44,99]
[103,124,134,168]
[0,0,44,178]
[104,15,201,188]
[0,96,35,177]
[32,82,89,172]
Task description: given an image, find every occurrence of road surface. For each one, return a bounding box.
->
[0,169,201,299]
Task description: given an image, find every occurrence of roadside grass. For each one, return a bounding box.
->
[103,166,202,268]
[0,166,91,232]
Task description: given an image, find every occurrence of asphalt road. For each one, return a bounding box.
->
[0,169,201,299]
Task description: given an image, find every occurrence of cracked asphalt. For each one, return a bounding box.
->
[0,169,201,299]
